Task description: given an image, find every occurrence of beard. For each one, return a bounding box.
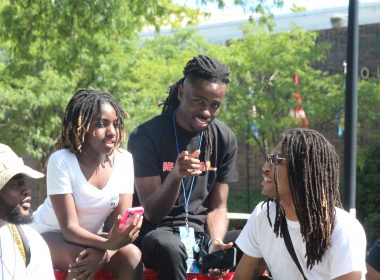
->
[0,197,33,224]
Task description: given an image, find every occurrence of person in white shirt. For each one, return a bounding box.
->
[31,89,143,280]
[0,143,55,280]
[234,128,367,280]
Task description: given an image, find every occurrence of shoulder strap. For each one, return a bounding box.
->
[281,216,307,280]
[16,225,31,267]
[9,224,31,267]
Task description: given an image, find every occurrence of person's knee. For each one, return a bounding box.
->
[119,244,142,266]
[42,232,84,270]
[105,245,143,279]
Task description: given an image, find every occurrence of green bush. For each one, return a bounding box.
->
[356,143,380,247]
[228,189,264,213]
[227,189,265,230]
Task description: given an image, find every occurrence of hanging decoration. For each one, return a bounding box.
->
[336,106,345,137]
[290,73,309,128]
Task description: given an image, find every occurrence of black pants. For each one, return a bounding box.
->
[140,228,242,280]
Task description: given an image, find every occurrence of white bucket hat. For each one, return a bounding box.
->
[0,143,44,190]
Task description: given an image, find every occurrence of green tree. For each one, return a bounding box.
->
[0,71,75,161]
[0,0,202,159]
[0,0,201,78]
[356,78,380,143]
[118,22,360,157]
[290,4,306,13]
[0,1,214,204]
[0,0,282,160]
[356,143,380,246]
[220,22,343,155]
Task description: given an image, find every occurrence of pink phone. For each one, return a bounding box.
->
[118,206,144,230]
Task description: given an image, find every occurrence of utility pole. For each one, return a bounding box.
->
[343,0,359,217]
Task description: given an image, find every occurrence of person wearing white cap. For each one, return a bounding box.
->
[0,143,55,279]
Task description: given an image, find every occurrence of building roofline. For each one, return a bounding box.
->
[140,1,380,43]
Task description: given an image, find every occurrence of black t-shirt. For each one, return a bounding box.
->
[128,112,238,233]
[367,239,380,272]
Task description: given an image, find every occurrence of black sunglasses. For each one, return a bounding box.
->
[264,154,286,166]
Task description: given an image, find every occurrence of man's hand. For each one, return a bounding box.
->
[173,149,202,177]
[206,238,234,278]
[208,238,233,254]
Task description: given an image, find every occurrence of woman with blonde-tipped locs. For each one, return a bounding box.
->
[31,89,143,280]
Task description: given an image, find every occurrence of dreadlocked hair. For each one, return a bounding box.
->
[267,128,342,269]
[55,89,126,154]
[161,55,230,161]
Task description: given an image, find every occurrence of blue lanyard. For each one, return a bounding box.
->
[172,109,204,226]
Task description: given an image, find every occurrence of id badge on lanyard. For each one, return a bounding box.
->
[179,226,200,273]
[173,110,204,274]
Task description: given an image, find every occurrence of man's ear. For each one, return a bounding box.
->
[178,84,184,102]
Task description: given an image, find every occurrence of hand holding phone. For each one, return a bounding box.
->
[201,247,237,274]
[118,206,144,231]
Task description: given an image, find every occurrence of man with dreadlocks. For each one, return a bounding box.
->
[234,128,366,280]
[31,89,143,280]
[128,55,239,279]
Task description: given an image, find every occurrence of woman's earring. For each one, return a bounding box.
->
[93,131,96,136]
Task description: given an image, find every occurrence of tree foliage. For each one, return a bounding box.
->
[120,22,379,158]
[0,0,283,161]
[196,0,283,14]
[356,143,380,247]
[0,71,75,160]
[0,0,201,160]
[356,78,380,143]
[220,22,342,155]
[0,0,378,174]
